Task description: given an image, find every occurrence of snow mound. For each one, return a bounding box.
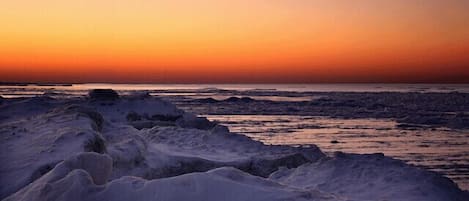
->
[88,96,184,124]
[101,122,324,180]
[139,126,325,178]
[88,93,216,130]
[270,152,468,201]
[0,96,62,122]
[0,105,106,199]
[4,153,341,201]
[3,152,112,201]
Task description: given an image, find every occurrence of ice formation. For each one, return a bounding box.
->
[0,89,467,201]
[270,152,468,201]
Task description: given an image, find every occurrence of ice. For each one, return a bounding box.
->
[137,126,324,178]
[1,89,467,200]
[0,96,64,122]
[87,94,184,124]
[4,153,341,201]
[3,152,113,201]
[270,152,468,201]
[178,91,469,129]
[88,89,120,100]
[0,105,106,198]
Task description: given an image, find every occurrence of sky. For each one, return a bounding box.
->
[0,0,468,83]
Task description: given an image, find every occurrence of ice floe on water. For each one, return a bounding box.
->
[0,88,468,200]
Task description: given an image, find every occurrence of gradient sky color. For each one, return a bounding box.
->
[1,0,468,83]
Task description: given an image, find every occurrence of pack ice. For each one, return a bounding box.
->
[0,90,467,201]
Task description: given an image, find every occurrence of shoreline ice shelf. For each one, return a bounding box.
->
[0,89,467,201]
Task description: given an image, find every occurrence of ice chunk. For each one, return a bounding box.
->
[270,152,468,201]
[4,153,340,201]
[88,89,119,101]
[133,126,325,178]
[3,152,112,201]
[0,106,106,199]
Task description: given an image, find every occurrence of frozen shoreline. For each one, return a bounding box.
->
[0,90,468,201]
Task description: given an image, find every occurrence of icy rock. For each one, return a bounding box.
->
[125,111,178,129]
[126,91,151,100]
[270,152,468,201]
[210,124,230,133]
[175,113,216,130]
[129,120,176,130]
[88,89,120,100]
[224,96,256,103]
[249,153,312,177]
[89,96,184,124]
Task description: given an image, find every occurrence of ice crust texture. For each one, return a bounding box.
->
[183,92,469,129]
[0,89,467,201]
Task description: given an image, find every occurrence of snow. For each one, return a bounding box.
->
[270,152,469,201]
[0,105,105,197]
[4,152,341,201]
[138,126,323,178]
[1,89,467,200]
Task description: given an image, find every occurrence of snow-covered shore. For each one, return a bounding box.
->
[0,89,467,201]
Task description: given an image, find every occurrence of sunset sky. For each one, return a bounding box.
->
[1,0,468,83]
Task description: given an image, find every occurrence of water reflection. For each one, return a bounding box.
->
[204,115,469,190]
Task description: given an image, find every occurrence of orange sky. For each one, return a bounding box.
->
[1,0,468,83]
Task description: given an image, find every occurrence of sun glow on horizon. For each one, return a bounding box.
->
[1,0,468,83]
